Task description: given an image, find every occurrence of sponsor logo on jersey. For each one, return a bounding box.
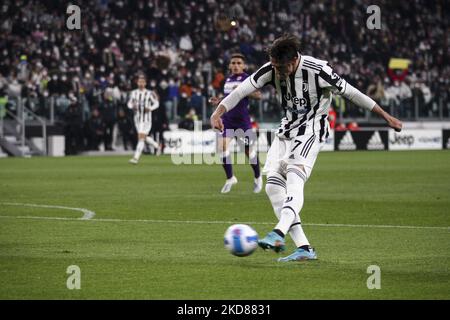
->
[283,93,307,107]
[338,131,356,150]
[367,131,385,150]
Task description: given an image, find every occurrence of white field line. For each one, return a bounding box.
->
[0,204,448,231]
[0,202,95,220]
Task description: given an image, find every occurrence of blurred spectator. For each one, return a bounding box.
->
[328,107,337,129]
[64,96,83,155]
[367,76,385,102]
[347,122,360,131]
[179,108,198,130]
[0,0,446,138]
[385,80,413,118]
[117,108,136,151]
[85,108,104,151]
[189,87,204,117]
[335,123,347,131]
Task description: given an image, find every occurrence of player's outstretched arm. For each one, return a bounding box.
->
[371,104,402,132]
[339,81,402,132]
[210,104,226,132]
[318,64,402,132]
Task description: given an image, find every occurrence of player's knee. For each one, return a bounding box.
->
[265,173,286,196]
[265,182,274,197]
[286,164,308,182]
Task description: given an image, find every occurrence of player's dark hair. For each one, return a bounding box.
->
[230,53,246,62]
[137,74,146,81]
[267,34,300,64]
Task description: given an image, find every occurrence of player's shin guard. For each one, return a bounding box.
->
[266,171,310,247]
[289,217,310,248]
[265,172,286,220]
[275,165,306,235]
[134,140,145,160]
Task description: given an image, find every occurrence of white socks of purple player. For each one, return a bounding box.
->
[269,166,310,247]
[133,140,145,160]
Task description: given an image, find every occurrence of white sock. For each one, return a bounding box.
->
[266,172,309,246]
[275,165,307,236]
[146,136,159,149]
[289,215,310,248]
[134,140,145,160]
[265,172,286,221]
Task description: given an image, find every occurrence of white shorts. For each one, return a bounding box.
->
[263,133,324,180]
[135,121,152,134]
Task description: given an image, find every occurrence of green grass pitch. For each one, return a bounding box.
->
[0,150,449,299]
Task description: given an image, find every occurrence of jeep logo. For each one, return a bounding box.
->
[284,93,307,107]
[390,134,414,146]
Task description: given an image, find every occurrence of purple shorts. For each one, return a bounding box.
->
[220,123,257,147]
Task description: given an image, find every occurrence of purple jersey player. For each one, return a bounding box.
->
[209,53,262,194]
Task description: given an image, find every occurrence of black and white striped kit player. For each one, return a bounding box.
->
[221,52,376,178]
[127,85,160,164]
[128,88,159,134]
[214,35,402,262]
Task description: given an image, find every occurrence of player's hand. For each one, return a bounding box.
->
[210,112,224,132]
[208,96,220,106]
[386,115,402,132]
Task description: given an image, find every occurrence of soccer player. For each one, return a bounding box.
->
[128,74,160,164]
[210,35,402,261]
[209,53,263,193]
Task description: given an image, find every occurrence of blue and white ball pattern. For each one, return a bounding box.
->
[224,224,259,257]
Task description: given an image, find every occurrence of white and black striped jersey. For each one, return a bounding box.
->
[127,89,159,123]
[221,53,376,140]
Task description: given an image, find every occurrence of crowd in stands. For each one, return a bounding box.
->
[0,0,448,153]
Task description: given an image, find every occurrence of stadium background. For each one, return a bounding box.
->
[0,0,449,301]
[0,0,449,156]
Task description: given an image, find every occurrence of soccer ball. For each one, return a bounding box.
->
[224,224,258,257]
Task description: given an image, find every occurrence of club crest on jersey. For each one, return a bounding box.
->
[302,82,309,92]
